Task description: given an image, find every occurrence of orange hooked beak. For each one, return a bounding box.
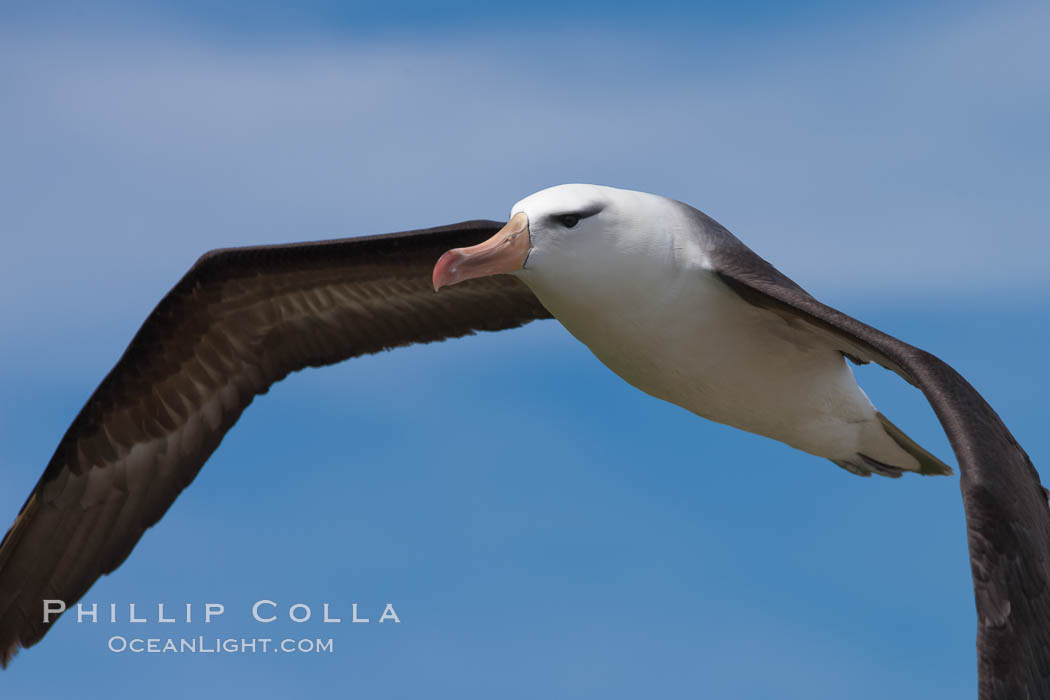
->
[432,212,531,291]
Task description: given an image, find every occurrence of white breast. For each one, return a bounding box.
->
[521,210,879,461]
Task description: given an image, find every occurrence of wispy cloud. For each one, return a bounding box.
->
[2,2,1047,349]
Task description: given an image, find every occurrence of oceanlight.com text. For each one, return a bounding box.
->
[107,635,335,654]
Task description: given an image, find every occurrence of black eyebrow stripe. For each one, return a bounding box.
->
[550,204,604,221]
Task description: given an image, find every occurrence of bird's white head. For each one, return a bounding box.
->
[433,184,694,302]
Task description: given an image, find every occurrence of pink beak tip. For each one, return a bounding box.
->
[432,249,459,292]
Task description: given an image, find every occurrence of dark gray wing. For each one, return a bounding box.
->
[0,220,551,666]
[680,203,1050,700]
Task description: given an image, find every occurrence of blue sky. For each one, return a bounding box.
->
[1,1,1048,697]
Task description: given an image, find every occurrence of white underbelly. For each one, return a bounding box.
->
[535,272,875,459]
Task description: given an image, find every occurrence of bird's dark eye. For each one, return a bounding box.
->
[558,214,581,229]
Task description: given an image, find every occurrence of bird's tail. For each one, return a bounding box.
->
[831,411,953,478]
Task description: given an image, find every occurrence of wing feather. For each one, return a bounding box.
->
[0,220,551,665]
[682,202,1050,699]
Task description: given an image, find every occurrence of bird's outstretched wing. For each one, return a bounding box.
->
[0,220,551,666]
[686,204,1050,700]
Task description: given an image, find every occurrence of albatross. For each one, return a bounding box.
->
[0,184,1047,697]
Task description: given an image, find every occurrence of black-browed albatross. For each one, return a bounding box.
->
[0,184,1046,698]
